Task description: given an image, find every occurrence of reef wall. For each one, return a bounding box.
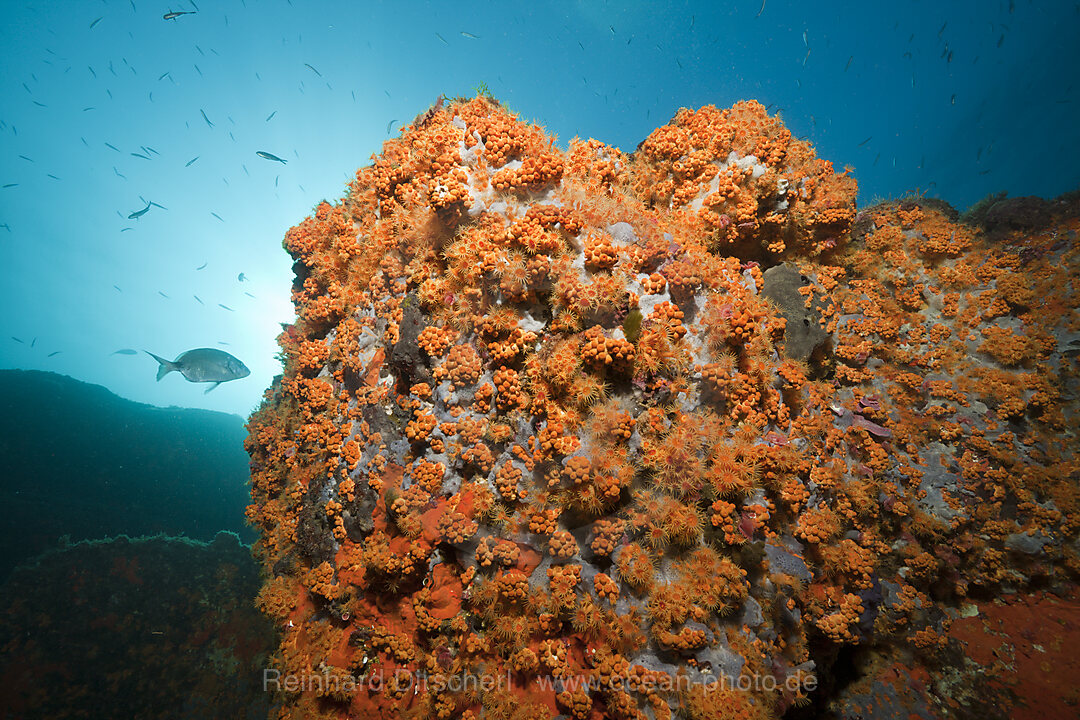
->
[0,533,275,719]
[244,96,1080,719]
[0,369,255,582]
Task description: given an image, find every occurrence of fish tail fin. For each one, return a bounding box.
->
[146,351,178,381]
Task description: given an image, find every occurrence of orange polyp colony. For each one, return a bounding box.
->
[245,95,1080,719]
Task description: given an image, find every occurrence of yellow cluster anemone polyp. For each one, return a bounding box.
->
[245,95,1080,720]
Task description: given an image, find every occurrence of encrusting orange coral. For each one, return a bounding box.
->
[244,94,1080,720]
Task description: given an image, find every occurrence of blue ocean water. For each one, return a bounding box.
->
[0,0,1077,417]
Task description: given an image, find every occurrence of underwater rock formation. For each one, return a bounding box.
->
[244,96,1080,719]
[0,369,256,582]
[0,533,275,719]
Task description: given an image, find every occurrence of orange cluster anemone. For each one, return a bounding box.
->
[244,94,1080,720]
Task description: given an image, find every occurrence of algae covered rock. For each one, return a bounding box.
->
[0,533,274,719]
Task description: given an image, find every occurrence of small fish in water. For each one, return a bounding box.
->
[200,108,213,127]
[219,303,234,311]
[196,262,208,270]
[112,348,138,355]
[193,294,203,304]
[146,348,250,393]
[128,201,152,219]
[238,272,247,282]
[460,31,479,39]
[90,17,103,29]
[265,110,276,121]
[256,150,287,163]
[163,10,196,20]
[47,351,61,357]
[11,336,23,343]
[304,63,321,76]
[185,156,199,167]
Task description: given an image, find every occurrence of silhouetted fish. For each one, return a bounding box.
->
[128,201,152,219]
[163,10,195,20]
[111,348,138,355]
[256,151,287,164]
[146,348,250,393]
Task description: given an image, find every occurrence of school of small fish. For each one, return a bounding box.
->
[0,2,1031,387]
